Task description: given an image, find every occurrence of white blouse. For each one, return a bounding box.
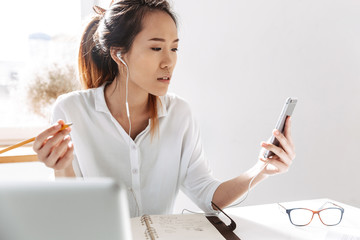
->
[51,84,221,217]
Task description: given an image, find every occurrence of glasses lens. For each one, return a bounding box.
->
[289,209,313,226]
[319,208,343,226]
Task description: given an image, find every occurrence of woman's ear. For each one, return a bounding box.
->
[110,47,123,65]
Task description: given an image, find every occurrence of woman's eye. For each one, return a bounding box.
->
[151,48,161,51]
[172,48,178,52]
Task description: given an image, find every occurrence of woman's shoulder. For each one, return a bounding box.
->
[55,88,98,106]
[162,92,190,107]
[161,93,193,115]
[51,86,106,121]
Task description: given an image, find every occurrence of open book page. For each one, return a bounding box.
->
[131,213,225,240]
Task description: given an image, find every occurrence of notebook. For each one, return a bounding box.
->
[0,178,132,240]
[131,213,240,240]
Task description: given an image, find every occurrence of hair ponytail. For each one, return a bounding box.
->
[78,16,118,89]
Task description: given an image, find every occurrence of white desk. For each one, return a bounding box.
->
[221,198,360,240]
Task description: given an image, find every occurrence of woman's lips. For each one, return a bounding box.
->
[157,76,170,83]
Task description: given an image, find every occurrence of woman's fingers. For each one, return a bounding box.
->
[33,119,74,170]
[261,141,292,166]
[53,141,74,170]
[265,157,290,175]
[36,128,71,163]
[283,117,294,147]
[45,135,72,168]
[33,121,64,152]
[40,128,71,156]
[258,116,295,176]
[272,129,296,160]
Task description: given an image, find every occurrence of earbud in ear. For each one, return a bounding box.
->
[117,51,122,60]
[116,50,128,68]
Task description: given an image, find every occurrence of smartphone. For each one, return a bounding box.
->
[263,97,297,158]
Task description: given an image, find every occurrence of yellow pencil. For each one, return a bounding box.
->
[0,123,73,155]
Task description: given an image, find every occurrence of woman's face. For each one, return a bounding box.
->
[123,10,178,97]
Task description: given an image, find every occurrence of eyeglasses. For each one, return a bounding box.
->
[278,202,344,226]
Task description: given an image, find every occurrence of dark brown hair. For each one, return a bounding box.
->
[78,0,177,137]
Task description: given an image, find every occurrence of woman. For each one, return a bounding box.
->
[33,0,295,217]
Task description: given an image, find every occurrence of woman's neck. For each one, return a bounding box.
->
[104,76,149,120]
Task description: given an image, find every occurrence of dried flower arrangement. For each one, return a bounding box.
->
[26,63,81,118]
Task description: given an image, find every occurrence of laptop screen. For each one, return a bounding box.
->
[0,178,132,240]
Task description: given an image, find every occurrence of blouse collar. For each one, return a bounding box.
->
[95,83,167,118]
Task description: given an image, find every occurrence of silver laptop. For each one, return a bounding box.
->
[0,178,132,240]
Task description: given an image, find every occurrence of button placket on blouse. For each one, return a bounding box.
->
[129,143,142,213]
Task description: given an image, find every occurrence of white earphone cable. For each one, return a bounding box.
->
[118,53,139,215]
[225,161,269,209]
[118,57,131,139]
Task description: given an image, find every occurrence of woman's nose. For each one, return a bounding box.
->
[160,50,176,69]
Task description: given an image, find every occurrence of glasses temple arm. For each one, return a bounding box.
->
[277,203,287,214]
[318,201,344,210]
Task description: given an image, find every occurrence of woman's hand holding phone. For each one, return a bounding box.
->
[256,97,297,176]
[258,116,296,176]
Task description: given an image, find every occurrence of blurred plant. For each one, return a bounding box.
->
[26,63,81,118]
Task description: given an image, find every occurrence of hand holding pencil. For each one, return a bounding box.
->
[32,120,74,171]
[0,122,72,155]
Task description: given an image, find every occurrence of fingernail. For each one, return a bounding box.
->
[274,130,280,136]
[261,142,268,147]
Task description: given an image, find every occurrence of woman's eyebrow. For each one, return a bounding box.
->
[148,38,179,43]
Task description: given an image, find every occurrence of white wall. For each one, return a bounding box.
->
[2,0,358,213]
[170,0,360,212]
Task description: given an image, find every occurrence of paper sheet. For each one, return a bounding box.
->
[131,214,225,240]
